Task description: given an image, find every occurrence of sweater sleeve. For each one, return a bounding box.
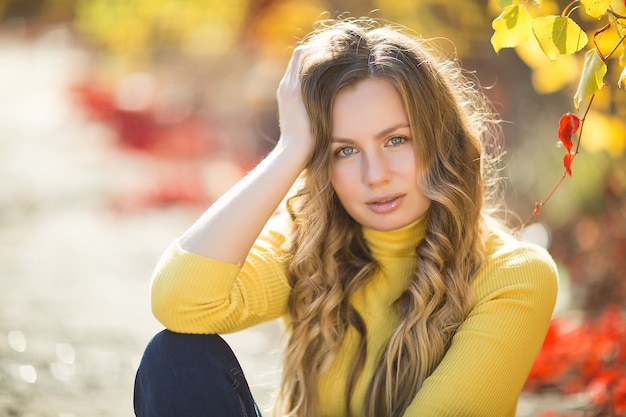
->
[403,238,559,417]
[150,214,293,334]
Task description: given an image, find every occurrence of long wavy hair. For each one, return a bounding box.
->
[277,17,501,417]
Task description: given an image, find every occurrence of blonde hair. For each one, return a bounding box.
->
[277,17,501,417]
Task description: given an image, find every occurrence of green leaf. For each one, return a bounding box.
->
[491,5,533,53]
[532,16,588,61]
[497,0,513,9]
[574,50,607,109]
[580,0,611,18]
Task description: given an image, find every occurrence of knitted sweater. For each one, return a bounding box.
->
[151,214,558,417]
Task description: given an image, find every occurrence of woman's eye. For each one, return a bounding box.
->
[388,136,405,146]
[337,146,356,157]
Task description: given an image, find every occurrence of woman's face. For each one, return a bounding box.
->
[330,78,431,231]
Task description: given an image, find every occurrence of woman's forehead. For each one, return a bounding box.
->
[331,79,409,138]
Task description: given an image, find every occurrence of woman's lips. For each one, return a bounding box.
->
[366,194,405,214]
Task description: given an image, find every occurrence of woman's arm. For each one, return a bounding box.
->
[151,215,294,333]
[179,47,313,264]
[402,242,559,417]
[150,47,313,333]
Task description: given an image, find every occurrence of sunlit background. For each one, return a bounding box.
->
[1,0,625,416]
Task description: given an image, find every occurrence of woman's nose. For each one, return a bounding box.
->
[362,151,392,186]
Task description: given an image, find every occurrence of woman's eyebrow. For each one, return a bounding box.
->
[331,123,410,143]
[375,123,410,139]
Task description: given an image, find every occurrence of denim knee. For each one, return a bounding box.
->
[134,330,260,417]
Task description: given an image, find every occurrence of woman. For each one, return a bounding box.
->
[134,18,558,417]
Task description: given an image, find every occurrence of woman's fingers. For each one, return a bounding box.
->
[276,46,314,155]
[278,46,305,98]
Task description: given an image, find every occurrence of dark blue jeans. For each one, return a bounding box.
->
[134,330,262,417]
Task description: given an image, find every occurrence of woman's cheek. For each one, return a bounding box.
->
[331,163,358,198]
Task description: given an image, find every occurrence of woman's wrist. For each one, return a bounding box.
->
[274,134,314,168]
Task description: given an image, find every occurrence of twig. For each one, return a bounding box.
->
[521,94,596,228]
[603,30,626,62]
[562,0,581,17]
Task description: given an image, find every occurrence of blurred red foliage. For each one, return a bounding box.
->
[69,79,233,210]
[525,305,626,416]
[70,81,218,158]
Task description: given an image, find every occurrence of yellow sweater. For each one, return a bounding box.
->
[151,214,558,417]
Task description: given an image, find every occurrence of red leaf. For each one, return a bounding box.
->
[563,153,574,176]
[558,112,581,152]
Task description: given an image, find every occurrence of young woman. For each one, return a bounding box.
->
[134,18,558,417]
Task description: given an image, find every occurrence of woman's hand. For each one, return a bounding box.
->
[276,46,314,159]
[176,47,314,264]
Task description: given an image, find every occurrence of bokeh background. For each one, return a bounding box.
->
[0,0,625,416]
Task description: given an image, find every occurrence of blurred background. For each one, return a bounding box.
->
[0,0,624,416]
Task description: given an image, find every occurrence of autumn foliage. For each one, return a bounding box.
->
[558,112,581,176]
[490,0,626,221]
[490,3,626,415]
[525,305,626,416]
[558,113,581,155]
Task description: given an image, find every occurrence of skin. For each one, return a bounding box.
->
[330,78,432,231]
[177,48,431,263]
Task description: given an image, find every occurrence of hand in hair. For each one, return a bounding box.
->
[276,46,314,159]
[175,46,313,264]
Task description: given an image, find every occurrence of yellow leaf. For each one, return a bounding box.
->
[532,16,588,61]
[574,50,607,109]
[491,5,533,53]
[580,0,611,18]
[611,0,626,14]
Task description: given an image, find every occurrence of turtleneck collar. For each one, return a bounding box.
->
[362,214,427,258]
